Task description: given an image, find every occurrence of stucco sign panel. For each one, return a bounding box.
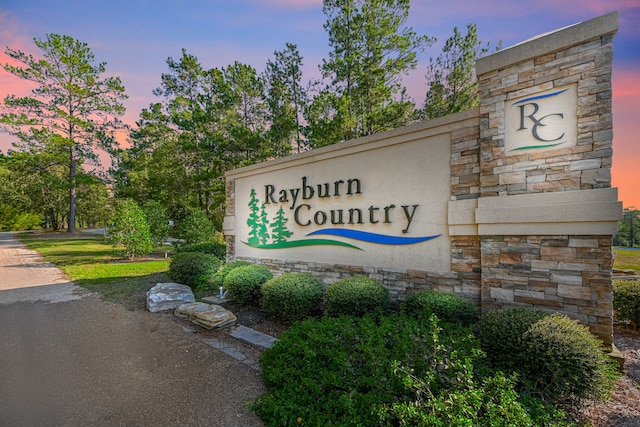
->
[232,133,452,272]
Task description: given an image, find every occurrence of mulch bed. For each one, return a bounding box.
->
[574,326,640,426]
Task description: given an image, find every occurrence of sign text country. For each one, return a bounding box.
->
[264,176,419,233]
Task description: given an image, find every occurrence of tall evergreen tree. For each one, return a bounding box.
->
[307,0,431,146]
[423,24,497,119]
[1,34,127,232]
[152,49,212,212]
[615,208,640,247]
[223,61,268,164]
[263,43,307,155]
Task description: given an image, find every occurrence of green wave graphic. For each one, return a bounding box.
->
[510,142,564,151]
[243,239,362,250]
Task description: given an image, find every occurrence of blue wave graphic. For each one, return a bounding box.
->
[306,229,440,245]
[513,88,568,105]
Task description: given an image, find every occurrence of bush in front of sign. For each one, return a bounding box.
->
[224,264,273,305]
[168,252,221,290]
[402,290,479,327]
[211,260,253,289]
[520,313,618,405]
[325,277,389,317]
[252,313,561,426]
[476,308,619,406]
[176,241,227,260]
[261,273,324,321]
[475,307,551,373]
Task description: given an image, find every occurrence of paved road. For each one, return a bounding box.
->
[0,232,264,426]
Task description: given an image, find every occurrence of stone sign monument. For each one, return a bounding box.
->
[223,12,621,345]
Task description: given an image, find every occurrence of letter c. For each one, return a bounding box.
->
[294,204,311,226]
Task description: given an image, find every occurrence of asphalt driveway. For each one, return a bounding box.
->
[0,232,264,426]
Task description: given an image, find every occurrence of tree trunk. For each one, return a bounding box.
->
[68,148,77,232]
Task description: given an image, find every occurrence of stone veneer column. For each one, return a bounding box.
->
[222,179,236,261]
[474,12,621,346]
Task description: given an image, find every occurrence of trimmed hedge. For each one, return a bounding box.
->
[325,277,389,317]
[223,264,273,304]
[475,307,551,372]
[613,279,640,329]
[168,252,220,290]
[213,260,253,288]
[476,308,618,405]
[403,289,479,326]
[261,273,324,321]
[521,313,618,404]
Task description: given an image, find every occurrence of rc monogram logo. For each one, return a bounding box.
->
[504,84,577,155]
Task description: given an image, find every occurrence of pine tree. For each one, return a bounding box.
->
[259,204,270,245]
[270,206,293,243]
[306,0,431,146]
[246,188,261,246]
[423,24,498,119]
[1,34,127,232]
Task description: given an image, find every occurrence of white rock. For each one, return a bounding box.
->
[146,283,195,313]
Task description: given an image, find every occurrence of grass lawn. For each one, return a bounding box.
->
[17,232,173,310]
[613,247,640,272]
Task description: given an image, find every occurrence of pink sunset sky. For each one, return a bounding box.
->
[1,0,638,208]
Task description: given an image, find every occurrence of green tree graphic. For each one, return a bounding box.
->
[246,188,261,245]
[259,204,270,245]
[270,206,293,243]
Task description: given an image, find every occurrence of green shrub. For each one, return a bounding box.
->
[261,273,324,321]
[223,264,273,304]
[521,314,619,405]
[475,307,551,372]
[253,314,562,426]
[403,289,479,326]
[254,315,475,426]
[385,369,570,427]
[175,209,217,246]
[142,200,170,247]
[477,308,618,406]
[211,260,253,289]
[168,252,220,289]
[178,241,227,259]
[12,212,43,231]
[108,199,153,259]
[325,277,389,317]
[613,279,640,329]
[191,271,219,292]
[190,259,247,292]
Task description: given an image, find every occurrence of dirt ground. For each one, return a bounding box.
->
[575,325,640,426]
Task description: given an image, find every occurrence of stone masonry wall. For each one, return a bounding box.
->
[235,255,481,305]
[478,35,614,196]
[481,235,614,345]
[224,178,236,259]
[476,14,617,344]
